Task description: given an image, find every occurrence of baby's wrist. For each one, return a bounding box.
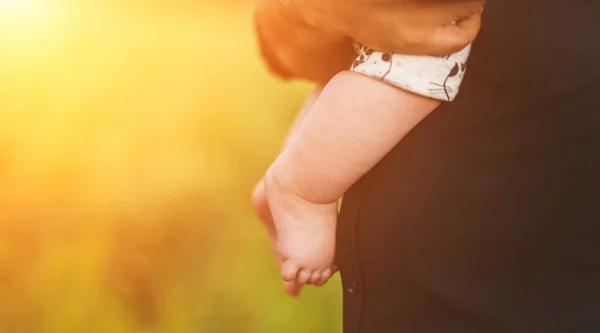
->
[264,162,339,208]
[264,165,307,206]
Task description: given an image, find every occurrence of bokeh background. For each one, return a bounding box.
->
[0,0,342,332]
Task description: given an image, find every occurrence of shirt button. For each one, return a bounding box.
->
[347,281,358,294]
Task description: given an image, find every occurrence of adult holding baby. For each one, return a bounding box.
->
[254,0,600,333]
[254,0,484,83]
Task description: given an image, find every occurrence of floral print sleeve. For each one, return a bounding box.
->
[350,43,472,102]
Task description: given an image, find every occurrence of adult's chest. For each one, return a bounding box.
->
[336,0,600,332]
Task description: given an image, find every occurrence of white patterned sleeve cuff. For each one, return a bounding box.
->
[350,43,472,102]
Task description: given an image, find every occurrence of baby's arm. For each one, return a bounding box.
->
[264,71,440,285]
[268,43,471,206]
[260,42,471,288]
[267,71,439,206]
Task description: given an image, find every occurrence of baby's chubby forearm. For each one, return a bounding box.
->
[266,71,441,205]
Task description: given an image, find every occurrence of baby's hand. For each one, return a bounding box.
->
[263,169,338,287]
[252,178,338,294]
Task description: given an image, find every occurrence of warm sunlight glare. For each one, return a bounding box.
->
[0,0,35,17]
[0,0,63,46]
[0,1,330,331]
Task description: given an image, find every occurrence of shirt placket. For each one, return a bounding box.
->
[339,175,370,333]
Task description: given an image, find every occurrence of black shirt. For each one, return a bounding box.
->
[337,0,600,332]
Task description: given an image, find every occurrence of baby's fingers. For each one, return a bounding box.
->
[314,265,339,287]
[281,261,299,282]
[283,280,302,297]
[309,271,322,284]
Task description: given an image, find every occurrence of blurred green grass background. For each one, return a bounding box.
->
[0,1,342,332]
